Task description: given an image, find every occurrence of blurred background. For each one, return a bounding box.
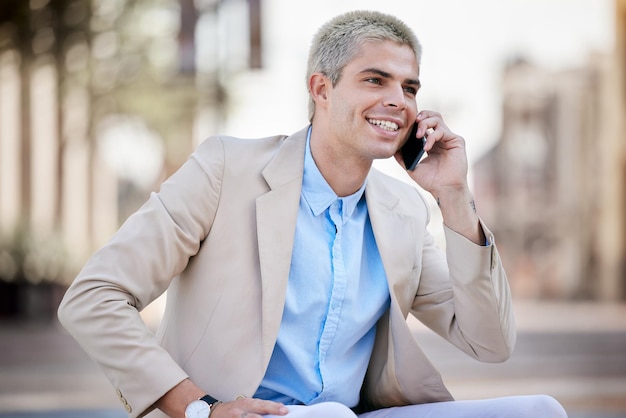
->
[0,0,625,417]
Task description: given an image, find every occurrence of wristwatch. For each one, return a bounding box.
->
[185,394,220,418]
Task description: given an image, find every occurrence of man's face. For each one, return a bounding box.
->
[322,40,420,163]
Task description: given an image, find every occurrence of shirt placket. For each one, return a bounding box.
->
[317,199,348,400]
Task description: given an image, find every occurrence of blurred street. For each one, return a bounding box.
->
[0,300,625,418]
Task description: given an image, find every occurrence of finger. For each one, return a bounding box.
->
[423,127,438,151]
[415,116,444,146]
[239,398,289,416]
[416,109,442,123]
[421,121,459,152]
[211,399,288,418]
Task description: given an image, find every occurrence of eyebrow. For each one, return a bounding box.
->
[359,67,421,89]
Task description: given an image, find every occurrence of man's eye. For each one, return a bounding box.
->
[404,86,418,95]
[366,78,382,85]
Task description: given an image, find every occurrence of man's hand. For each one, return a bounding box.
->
[395,110,485,245]
[210,397,289,418]
[398,110,468,194]
[156,379,288,418]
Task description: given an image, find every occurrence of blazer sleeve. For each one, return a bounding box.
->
[411,218,516,363]
[57,136,226,417]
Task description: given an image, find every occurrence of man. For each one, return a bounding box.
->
[58,10,567,418]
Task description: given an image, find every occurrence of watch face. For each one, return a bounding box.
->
[185,399,210,418]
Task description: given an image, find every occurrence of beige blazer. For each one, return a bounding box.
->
[58,126,515,418]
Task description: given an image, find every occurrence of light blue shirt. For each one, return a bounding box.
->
[254,127,391,407]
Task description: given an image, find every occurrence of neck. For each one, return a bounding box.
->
[309,130,370,197]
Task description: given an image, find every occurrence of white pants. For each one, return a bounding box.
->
[264,395,568,418]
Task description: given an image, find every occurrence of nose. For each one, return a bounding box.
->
[383,84,407,110]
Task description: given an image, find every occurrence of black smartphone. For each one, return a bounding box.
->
[401,122,426,171]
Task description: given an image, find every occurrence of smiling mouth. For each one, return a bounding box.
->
[368,118,399,132]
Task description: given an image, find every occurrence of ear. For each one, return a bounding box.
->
[309,73,330,107]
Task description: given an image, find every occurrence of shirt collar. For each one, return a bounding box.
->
[302,125,367,221]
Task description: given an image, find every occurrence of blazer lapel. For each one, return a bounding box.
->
[255,127,307,364]
[365,171,417,315]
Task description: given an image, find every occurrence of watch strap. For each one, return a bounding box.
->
[200,394,219,405]
[200,394,220,417]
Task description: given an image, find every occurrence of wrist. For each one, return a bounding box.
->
[156,379,207,418]
[185,395,221,418]
[431,184,471,203]
[433,186,484,245]
[200,394,221,416]
[433,185,476,219]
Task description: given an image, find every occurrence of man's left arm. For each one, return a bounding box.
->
[399,110,515,362]
[442,217,516,362]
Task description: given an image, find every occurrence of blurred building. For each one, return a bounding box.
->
[473,0,626,301]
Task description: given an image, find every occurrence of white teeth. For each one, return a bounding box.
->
[368,119,399,132]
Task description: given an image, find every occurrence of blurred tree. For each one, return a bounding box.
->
[0,0,204,289]
[0,0,93,284]
[0,1,94,318]
[0,0,261,315]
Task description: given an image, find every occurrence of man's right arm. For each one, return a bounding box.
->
[58,138,226,417]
